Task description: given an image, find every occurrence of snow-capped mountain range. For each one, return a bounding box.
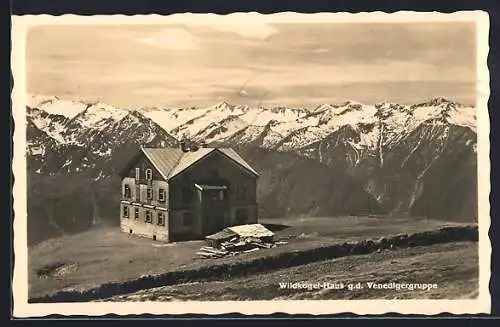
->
[25,94,478,245]
[26,94,476,157]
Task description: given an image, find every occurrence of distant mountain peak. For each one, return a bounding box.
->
[26,94,476,151]
[418,96,457,107]
[211,101,234,109]
[313,103,334,111]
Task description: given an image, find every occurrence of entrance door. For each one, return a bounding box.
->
[202,189,228,235]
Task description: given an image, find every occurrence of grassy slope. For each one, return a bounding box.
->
[106,242,478,301]
[28,216,469,298]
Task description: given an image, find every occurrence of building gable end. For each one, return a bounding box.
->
[142,150,171,181]
[118,151,145,179]
[168,149,257,181]
[120,150,168,182]
[215,149,259,178]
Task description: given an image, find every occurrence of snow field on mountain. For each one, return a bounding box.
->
[26,94,477,153]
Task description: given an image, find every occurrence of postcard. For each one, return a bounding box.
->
[11,11,491,316]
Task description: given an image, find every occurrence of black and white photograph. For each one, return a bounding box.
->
[11,12,491,316]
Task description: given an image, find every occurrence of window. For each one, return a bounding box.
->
[122,206,129,218]
[158,188,166,202]
[182,186,192,204]
[145,169,152,180]
[135,168,140,180]
[157,212,165,226]
[123,185,131,198]
[145,210,152,224]
[183,212,192,226]
[134,207,139,220]
[147,187,153,200]
[212,190,225,201]
[235,208,248,223]
[237,185,247,201]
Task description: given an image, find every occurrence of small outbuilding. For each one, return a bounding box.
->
[205,223,274,247]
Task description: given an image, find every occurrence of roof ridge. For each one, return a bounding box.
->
[137,146,257,180]
[167,147,217,179]
[216,148,259,177]
[141,147,184,180]
[141,148,170,180]
[168,149,188,178]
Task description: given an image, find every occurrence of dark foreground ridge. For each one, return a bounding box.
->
[29,225,478,303]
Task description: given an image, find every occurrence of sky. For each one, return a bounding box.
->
[26,22,477,109]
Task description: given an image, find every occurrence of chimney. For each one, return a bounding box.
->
[180,140,190,152]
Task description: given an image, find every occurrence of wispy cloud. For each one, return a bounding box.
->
[27,22,476,108]
[135,22,277,51]
[312,48,329,53]
[198,22,277,40]
[137,28,199,50]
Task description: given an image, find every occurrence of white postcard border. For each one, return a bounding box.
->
[11,11,491,317]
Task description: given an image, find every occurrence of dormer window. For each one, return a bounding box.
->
[145,169,152,180]
[135,168,140,180]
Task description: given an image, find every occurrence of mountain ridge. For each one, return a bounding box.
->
[27,94,476,150]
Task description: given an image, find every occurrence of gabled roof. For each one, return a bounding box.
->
[206,224,274,242]
[205,228,238,241]
[217,148,259,177]
[228,224,274,238]
[167,147,216,178]
[141,148,184,179]
[126,147,258,180]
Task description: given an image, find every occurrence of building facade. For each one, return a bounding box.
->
[118,146,259,242]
